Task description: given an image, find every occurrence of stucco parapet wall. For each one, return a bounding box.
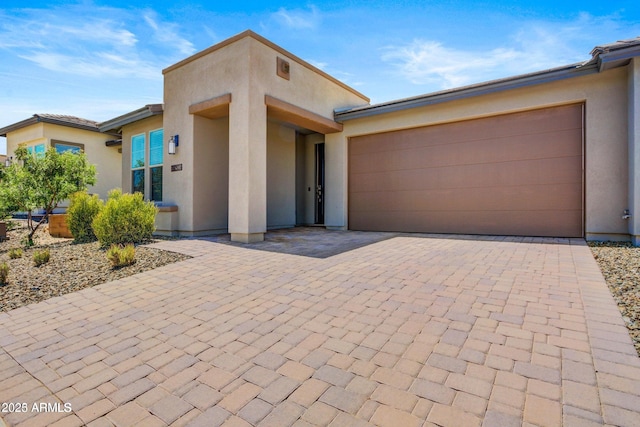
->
[162,29,369,103]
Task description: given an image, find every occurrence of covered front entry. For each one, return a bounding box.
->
[348,103,584,237]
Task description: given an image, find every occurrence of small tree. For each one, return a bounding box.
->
[0,145,96,246]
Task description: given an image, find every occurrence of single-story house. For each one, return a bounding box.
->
[0,114,122,202]
[99,31,640,244]
[5,31,640,244]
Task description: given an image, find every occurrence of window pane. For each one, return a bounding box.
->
[151,167,162,201]
[149,129,163,166]
[131,134,145,168]
[132,169,144,194]
[55,144,81,154]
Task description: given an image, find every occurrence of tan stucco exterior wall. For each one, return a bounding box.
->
[266,121,296,229]
[6,123,121,201]
[629,58,640,243]
[162,31,368,239]
[330,66,630,239]
[192,115,229,234]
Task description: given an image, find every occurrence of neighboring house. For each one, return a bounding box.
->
[0,154,6,167]
[0,114,122,202]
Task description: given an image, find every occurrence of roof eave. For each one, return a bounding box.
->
[0,115,103,136]
[335,62,599,121]
[597,45,640,71]
[98,104,163,133]
[0,116,39,137]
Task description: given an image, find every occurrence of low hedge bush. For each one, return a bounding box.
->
[106,244,136,268]
[33,248,50,266]
[67,191,103,243]
[92,189,157,247]
[0,262,8,285]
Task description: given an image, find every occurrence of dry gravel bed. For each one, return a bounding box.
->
[589,241,640,356]
[0,222,191,312]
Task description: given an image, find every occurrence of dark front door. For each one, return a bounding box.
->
[315,143,325,224]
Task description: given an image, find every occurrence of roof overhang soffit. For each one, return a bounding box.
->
[189,94,232,119]
[265,95,343,134]
[596,45,640,71]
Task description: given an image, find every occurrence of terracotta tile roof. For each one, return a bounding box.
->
[34,114,100,129]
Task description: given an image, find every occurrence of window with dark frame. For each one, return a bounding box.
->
[131,133,146,194]
[129,130,163,201]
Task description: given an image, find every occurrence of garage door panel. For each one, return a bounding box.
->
[350,155,583,193]
[348,104,584,237]
[349,209,583,237]
[350,128,582,174]
[350,182,582,213]
[349,104,583,156]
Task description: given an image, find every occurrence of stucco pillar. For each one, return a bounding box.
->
[629,58,640,245]
[228,92,267,243]
[324,133,348,230]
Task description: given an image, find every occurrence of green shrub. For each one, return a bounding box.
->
[0,262,8,285]
[106,244,136,268]
[33,248,50,266]
[21,234,37,247]
[8,248,23,259]
[67,191,103,243]
[92,189,158,247]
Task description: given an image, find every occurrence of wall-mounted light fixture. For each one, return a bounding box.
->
[168,135,179,155]
[4,156,12,167]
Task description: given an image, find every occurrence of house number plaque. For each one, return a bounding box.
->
[171,164,183,172]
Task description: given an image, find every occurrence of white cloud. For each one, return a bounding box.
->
[143,11,196,56]
[308,60,328,70]
[381,13,640,90]
[0,6,194,80]
[17,51,160,80]
[0,16,137,50]
[382,41,526,88]
[272,5,321,30]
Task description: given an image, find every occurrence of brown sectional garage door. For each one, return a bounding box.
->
[348,104,584,237]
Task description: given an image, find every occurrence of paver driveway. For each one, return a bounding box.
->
[1,234,639,427]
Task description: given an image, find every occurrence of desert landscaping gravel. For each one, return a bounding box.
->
[589,241,640,356]
[0,221,190,312]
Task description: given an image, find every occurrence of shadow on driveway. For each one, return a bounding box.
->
[200,227,400,258]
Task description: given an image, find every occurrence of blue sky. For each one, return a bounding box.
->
[1,1,639,154]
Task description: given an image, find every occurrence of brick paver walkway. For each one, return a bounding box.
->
[1,235,639,426]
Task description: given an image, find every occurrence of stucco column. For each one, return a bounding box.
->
[629,58,640,245]
[324,133,348,230]
[228,92,267,243]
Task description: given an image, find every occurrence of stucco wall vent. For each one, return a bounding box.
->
[277,57,290,80]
